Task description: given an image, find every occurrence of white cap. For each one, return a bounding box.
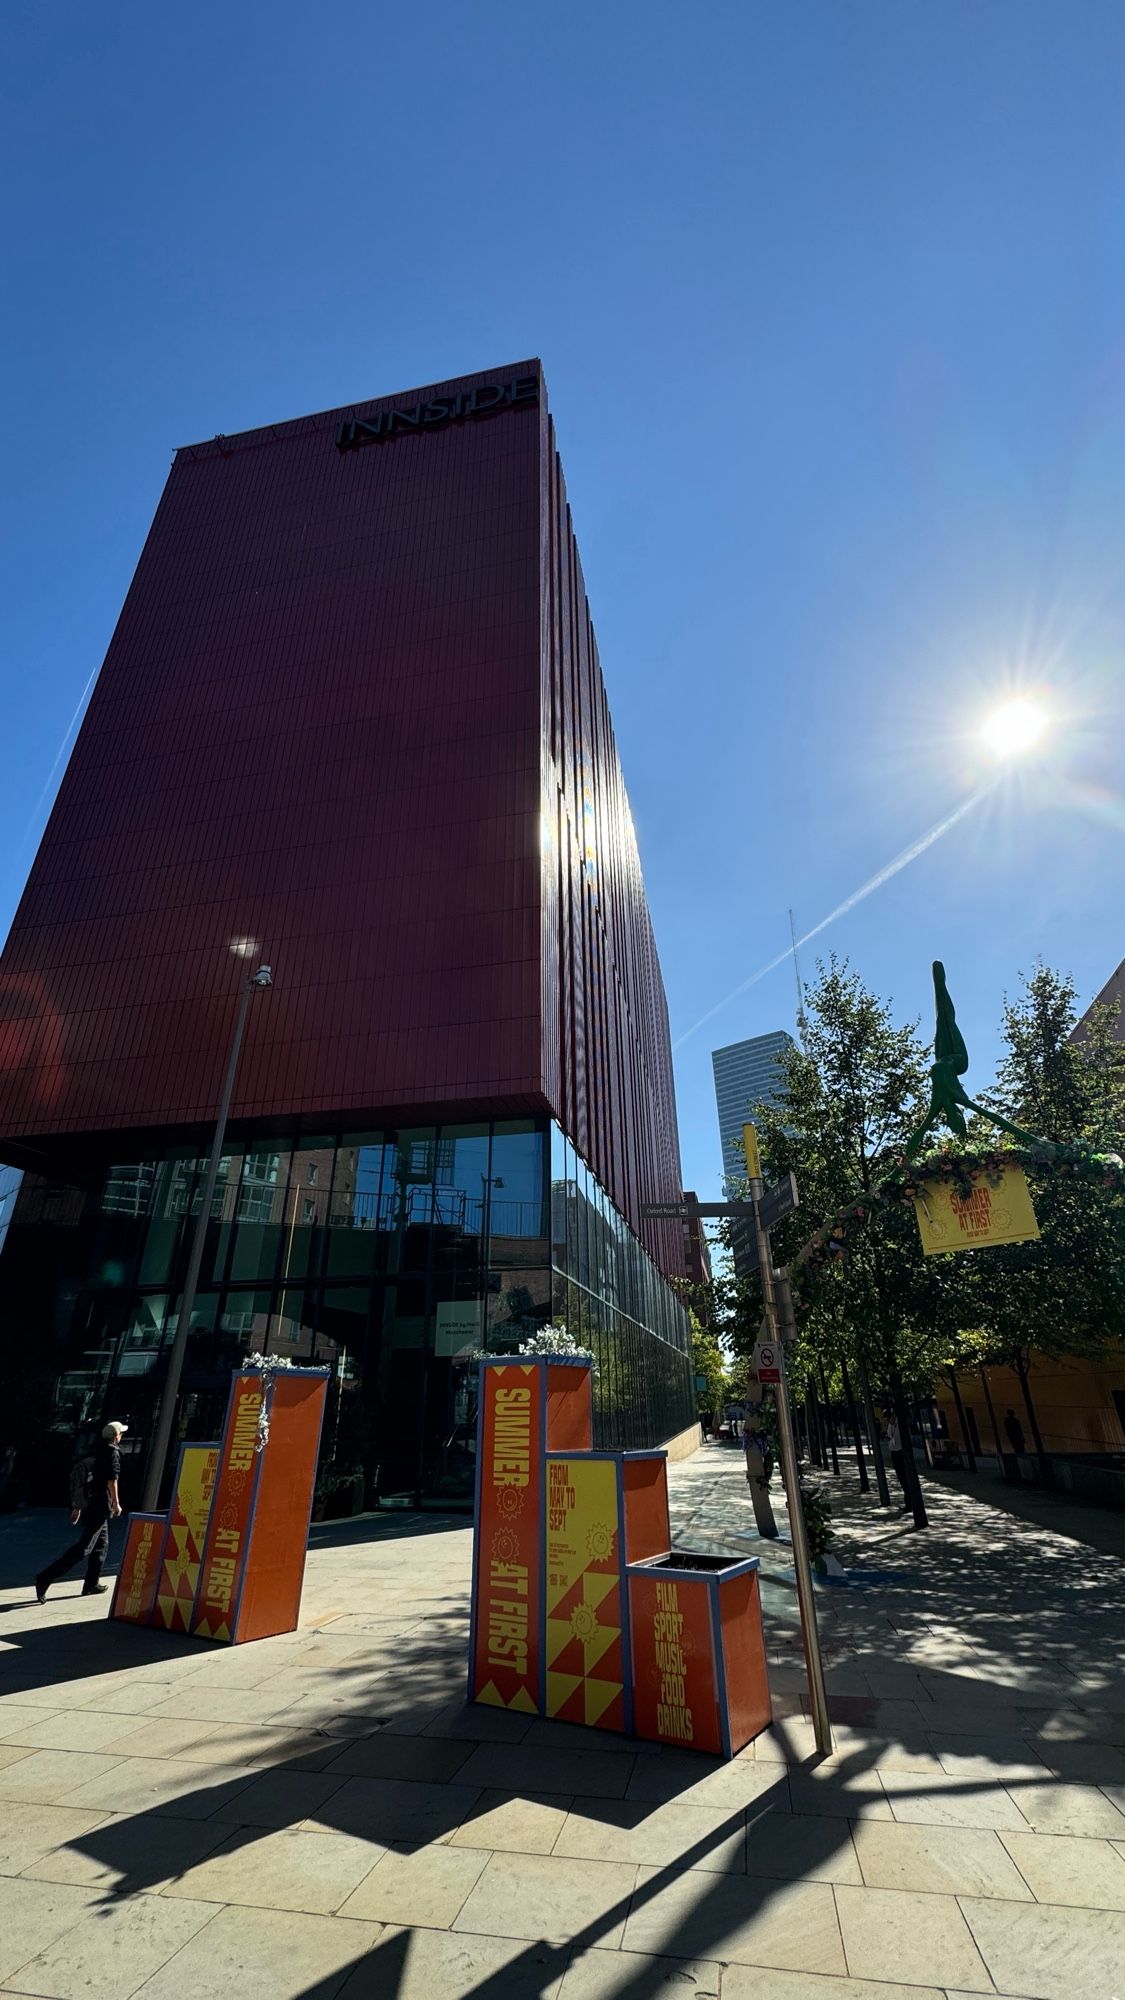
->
[101,1421,128,1441]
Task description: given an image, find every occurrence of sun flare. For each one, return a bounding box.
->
[978,696,1049,760]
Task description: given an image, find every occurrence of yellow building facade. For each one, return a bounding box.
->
[937,1349,1125,1458]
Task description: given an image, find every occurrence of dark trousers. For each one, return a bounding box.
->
[37,1515,110,1595]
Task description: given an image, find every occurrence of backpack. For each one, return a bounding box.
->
[69,1455,94,1511]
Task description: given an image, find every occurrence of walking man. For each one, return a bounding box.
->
[886,1411,910,1510]
[1004,1408,1026,1456]
[36,1420,126,1601]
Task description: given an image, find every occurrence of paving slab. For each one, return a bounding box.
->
[1000,1829,1125,1909]
[455,1743,635,1801]
[421,1701,534,1744]
[446,1789,573,1854]
[552,1799,746,1873]
[62,1754,261,1819]
[130,1902,379,2000]
[301,1773,482,1844]
[338,1842,491,1925]
[722,1972,944,2000]
[786,1769,893,1821]
[0,1803,108,1878]
[320,1732,475,1784]
[834,1882,991,1991]
[929,1731,1051,1781]
[622,1870,846,1972]
[0,1878,103,1986]
[0,1705,62,1741]
[850,1818,1032,1898]
[0,1749,126,1804]
[1008,1780,1125,1837]
[625,1754,788,1810]
[744,1809,862,1884]
[880,1770,1031,1831]
[453,1850,638,1946]
[558,1945,720,1997]
[2,1708,149,1753]
[959,1892,1125,2000]
[20,1809,231,1891]
[165,1824,384,1914]
[5,1890,219,2000]
[98,1717,341,1770]
[335,1922,563,1999]
[208,1765,350,1829]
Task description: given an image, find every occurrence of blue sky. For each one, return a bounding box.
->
[3,0,1125,1204]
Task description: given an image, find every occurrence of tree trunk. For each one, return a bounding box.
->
[979,1366,1004,1460]
[890,1366,928,1529]
[947,1369,977,1473]
[803,1389,820,1467]
[819,1362,840,1474]
[1014,1351,1052,1486]
[809,1380,827,1468]
[743,1379,779,1535]
[859,1354,891,1505]
[840,1353,870,1492]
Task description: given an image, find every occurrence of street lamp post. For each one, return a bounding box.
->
[141,964,273,1510]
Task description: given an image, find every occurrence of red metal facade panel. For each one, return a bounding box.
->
[541,424,686,1276]
[0,364,685,1272]
[0,365,545,1145]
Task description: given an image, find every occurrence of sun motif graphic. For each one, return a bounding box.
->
[570,1602,599,1644]
[585,1521,613,1563]
[490,1526,520,1565]
[496,1484,524,1518]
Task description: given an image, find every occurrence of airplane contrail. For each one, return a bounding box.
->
[672,783,994,1051]
[10,662,100,866]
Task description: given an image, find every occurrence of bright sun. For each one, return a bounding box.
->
[978,696,1049,760]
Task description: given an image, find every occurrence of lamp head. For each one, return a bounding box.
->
[250,965,273,988]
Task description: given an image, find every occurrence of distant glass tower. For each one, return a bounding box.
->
[711,1032,795,1186]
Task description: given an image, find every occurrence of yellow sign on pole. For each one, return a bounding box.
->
[742,1124,761,1180]
[914,1166,1040,1256]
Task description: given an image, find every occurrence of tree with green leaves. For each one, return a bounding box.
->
[744,956,940,1526]
[967,965,1125,1475]
[688,1306,729,1428]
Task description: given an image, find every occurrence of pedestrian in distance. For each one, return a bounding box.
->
[886,1412,910,1511]
[35,1420,126,1602]
[1004,1408,1026,1456]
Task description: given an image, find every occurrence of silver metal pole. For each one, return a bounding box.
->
[141,968,270,1510]
[745,1137,833,1757]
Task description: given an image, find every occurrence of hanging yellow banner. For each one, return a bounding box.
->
[914,1166,1040,1255]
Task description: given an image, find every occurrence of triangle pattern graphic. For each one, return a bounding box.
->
[585,1678,624,1728]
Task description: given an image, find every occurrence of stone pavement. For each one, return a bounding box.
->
[0,1445,1123,2000]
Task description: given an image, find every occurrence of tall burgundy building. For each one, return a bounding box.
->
[0,362,694,1506]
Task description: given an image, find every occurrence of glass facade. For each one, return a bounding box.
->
[549,1125,694,1451]
[0,1119,694,1514]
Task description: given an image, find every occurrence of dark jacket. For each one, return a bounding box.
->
[83,1438,120,1527]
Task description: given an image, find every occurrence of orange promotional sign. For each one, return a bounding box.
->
[152,1444,218,1632]
[191,1375,263,1642]
[111,1512,164,1625]
[545,1455,626,1733]
[233,1371,327,1644]
[470,1361,544,1713]
[628,1566,723,1755]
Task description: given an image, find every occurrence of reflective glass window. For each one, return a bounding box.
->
[326,1140,394,1277]
[228,1146,291,1283]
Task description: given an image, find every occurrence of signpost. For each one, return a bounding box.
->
[739,1124,832,1755]
[642,1141,831,1755]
